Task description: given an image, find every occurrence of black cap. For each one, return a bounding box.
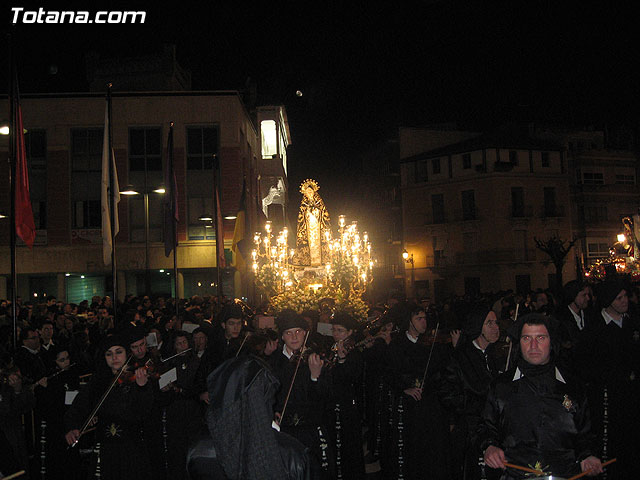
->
[276,309,308,333]
[331,311,359,331]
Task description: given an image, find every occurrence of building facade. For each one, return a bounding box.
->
[0,91,290,303]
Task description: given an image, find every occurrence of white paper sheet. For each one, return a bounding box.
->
[159,367,177,390]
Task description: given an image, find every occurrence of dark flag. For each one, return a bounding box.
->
[232,179,250,271]
[213,156,226,270]
[163,123,179,257]
[12,73,36,248]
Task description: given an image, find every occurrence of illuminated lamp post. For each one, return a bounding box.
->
[402,249,415,300]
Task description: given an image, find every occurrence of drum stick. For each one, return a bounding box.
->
[3,470,26,480]
[566,458,616,480]
[503,462,544,475]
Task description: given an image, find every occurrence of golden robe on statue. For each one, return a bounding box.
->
[292,179,331,267]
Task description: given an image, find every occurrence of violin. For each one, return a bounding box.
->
[117,358,159,384]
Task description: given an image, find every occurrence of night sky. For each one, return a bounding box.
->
[3,1,639,222]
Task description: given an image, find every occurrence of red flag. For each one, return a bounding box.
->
[14,85,36,248]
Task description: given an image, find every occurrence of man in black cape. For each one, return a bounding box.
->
[187,355,309,480]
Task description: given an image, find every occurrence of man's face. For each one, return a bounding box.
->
[174,336,189,353]
[534,293,548,310]
[481,311,500,344]
[520,323,551,366]
[410,311,427,335]
[223,318,243,339]
[55,351,71,370]
[39,324,54,342]
[573,287,590,311]
[97,308,108,319]
[194,332,207,352]
[130,338,147,359]
[23,330,40,350]
[331,325,352,343]
[55,315,66,328]
[610,290,629,315]
[282,327,306,352]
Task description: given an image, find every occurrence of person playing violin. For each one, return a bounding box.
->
[328,312,365,479]
[64,335,154,480]
[268,309,335,480]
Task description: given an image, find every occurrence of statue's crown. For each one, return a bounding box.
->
[299,179,319,194]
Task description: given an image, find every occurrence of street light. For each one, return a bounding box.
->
[402,249,415,300]
[122,184,165,295]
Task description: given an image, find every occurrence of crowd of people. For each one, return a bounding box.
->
[0,277,639,480]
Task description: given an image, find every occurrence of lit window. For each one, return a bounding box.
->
[261,120,277,158]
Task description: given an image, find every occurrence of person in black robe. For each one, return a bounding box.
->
[478,313,602,479]
[160,331,203,479]
[0,357,35,478]
[327,312,365,479]
[187,355,309,479]
[37,345,82,480]
[386,304,451,480]
[64,335,154,480]
[439,306,500,480]
[268,309,335,480]
[574,280,640,479]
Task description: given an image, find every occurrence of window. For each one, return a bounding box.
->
[25,130,47,229]
[71,129,103,228]
[581,172,604,185]
[188,197,215,240]
[462,153,471,169]
[129,128,161,171]
[415,160,428,183]
[509,150,518,165]
[187,126,218,170]
[432,158,441,175]
[584,205,608,223]
[511,187,525,217]
[464,277,481,296]
[587,242,610,258]
[432,194,445,224]
[541,152,550,168]
[543,187,557,217]
[261,120,277,159]
[616,174,635,185]
[461,190,476,220]
[516,274,531,295]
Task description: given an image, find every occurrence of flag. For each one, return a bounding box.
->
[214,158,226,269]
[13,73,36,248]
[232,179,250,271]
[163,123,179,257]
[101,98,120,265]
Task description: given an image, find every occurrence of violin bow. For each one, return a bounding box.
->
[277,330,310,426]
[69,354,133,448]
[419,320,440,390]
[161,348,192,363]
[235,332,252,358]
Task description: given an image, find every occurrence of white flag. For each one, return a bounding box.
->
[101,100,120,265]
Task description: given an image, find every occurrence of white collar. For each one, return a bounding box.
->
[21,345,40,355]
[512,366,566,383]
[282,344,294,359]
[472,339,486,353]
[568,305,584,322]
[602,308,623,328]
[406,331,418,344]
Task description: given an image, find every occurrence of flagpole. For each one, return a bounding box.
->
[107,83,118,324]
[9,31,18,349]
[212,154,223,306]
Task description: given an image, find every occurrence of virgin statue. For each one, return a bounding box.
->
[292,179,331,267]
